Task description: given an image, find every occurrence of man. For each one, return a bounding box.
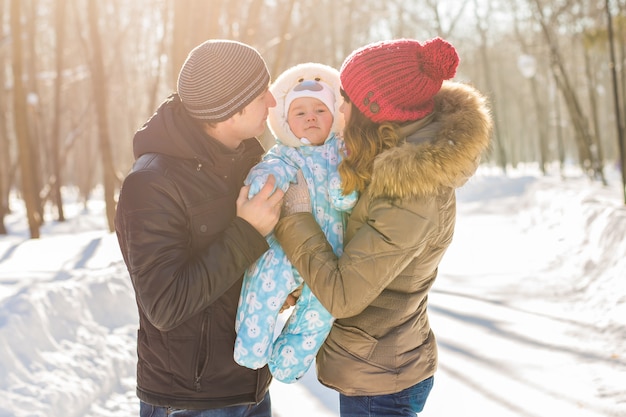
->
[115,39,283,417]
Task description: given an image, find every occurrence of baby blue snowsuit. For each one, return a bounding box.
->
[234,133,357,383]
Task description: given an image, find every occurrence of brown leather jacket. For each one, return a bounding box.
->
[115,94,272,409]
[275,82,492,396]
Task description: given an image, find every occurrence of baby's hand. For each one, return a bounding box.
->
[279,284,303,313]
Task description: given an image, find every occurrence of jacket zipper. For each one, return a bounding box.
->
[194,310,210,391]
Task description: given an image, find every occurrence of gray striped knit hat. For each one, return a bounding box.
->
[177,40,270,122]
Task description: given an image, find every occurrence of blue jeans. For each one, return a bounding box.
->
[139,393,271,417]
[339,376,434,417]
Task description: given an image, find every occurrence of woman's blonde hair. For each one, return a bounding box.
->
[339,91,403,194]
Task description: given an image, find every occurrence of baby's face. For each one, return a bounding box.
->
[287,97,333,146]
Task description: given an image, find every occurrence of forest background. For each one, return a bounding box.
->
[0,0,625,238]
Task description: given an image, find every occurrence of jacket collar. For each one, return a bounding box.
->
[133,94,263,174]
[368,81,493,200]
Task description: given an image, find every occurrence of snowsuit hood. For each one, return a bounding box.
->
[268,62,344,148]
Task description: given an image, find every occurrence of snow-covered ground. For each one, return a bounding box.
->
[0,166,624,417]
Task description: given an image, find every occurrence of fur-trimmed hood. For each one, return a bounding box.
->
[268,62,344,148]
[368,81,492,199]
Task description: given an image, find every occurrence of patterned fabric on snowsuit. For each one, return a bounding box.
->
[234,133,357,383]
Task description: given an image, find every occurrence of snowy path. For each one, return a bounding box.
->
[425,177,625,417]
[428,284,623,417]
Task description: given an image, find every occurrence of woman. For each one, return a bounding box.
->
[274,37,493,416]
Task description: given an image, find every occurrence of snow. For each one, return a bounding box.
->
[0,166,624,417]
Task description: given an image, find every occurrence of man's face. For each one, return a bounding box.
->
[235,88,277,139]
[216,88,276,149]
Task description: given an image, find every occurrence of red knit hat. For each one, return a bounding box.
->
[339,37,459,123]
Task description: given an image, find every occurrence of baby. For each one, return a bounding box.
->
[234,62,357,383]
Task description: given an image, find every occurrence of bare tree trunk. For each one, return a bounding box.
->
[87,1,118,232]
[11,0,40,238]
[530,78,550,175]
[0,0,9,234]
[552,76,567,177]
[425,0,469,38]
[241,0,264,45]
[171,0,220,88]
[146,1,169,116]
[606,0,626,203]
[512,2,549,175]
[531,0,605,182]
[554,52,605,182]
[171,0,189,89]
[25,0,45,221]
[0,95,7,234]
[50,0,67,222]
[341,0,358,58]
[270,0,297,76]
[583,45,606,183]
[474,0,506,171]
[618,1,626,131]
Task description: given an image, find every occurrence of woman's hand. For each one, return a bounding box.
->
[282,170,311,217]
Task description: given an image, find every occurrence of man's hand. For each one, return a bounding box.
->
[237,175,284,236]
